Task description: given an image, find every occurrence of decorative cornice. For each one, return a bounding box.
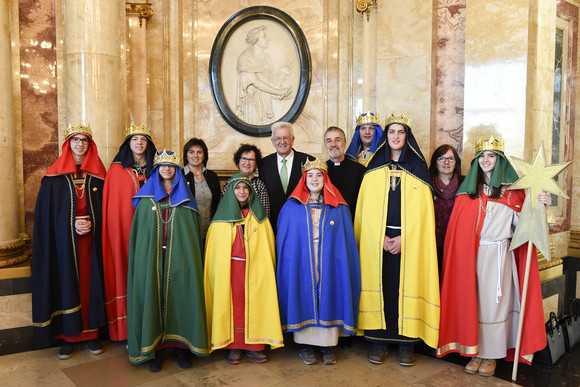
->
[356,0,378,22]
[570,229,580,249]
[126,2,153,28]
[0,238,30,268]
[538,257,563,271]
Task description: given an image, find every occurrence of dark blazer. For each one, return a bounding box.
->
[259,149,312,233]
[184,168,221,218]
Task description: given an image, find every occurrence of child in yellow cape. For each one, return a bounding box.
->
[204,173,283,365]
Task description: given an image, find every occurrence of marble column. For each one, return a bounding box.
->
[62,0,125,166]
[0,0,27,267]
[358,1,378,112]
[126,15,148,126]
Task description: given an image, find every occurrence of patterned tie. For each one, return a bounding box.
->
[280,158,288,193]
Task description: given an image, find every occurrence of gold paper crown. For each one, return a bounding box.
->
[475,135,504,153]
[125,123,152,139]
[356,112,380,126]
[64,123,92,138]
[154,149,181,167]
[302,157,328,173]
[384,113,412,128]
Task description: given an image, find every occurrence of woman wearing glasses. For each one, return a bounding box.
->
[221,143,270,217]
[429,145,463,275]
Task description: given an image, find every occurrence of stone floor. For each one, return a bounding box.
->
[0,338,578,386]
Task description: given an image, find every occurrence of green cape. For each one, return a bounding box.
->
[127,198,208,364]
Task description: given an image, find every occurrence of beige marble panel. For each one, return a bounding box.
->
[543,294,559,322]
[525,0,556,158]
[0,0,19,242]
[375,0,433,154]
[376,56,433,154]
[0,293,32,330]
[463,0,530,165]
[573,2,580,234]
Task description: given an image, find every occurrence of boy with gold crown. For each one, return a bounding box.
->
[32,124,107,359]
[436,136,550,377]
[127,150,208,372]
[345,112,384,167]
[276,158,361,365]
[102,124,157,342]
[355,113,439,367]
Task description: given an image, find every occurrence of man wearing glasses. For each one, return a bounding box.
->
[259,122,312,233]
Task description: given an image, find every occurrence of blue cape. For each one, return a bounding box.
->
[132,165,199,211]
[345,123,384,161]
[276,199,361,334]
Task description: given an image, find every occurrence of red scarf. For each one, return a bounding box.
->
[289,169,346,208]
[45,134,106,179]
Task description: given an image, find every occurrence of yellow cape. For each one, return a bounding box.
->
[204,214,283,351]
[354,166,440,348]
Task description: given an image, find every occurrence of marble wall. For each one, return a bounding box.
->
[18,0,58,237]
[142,0,358,170]
[432,0,465,155]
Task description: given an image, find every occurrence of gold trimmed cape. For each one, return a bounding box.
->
[204,214,283,351]
[354,166,440,348]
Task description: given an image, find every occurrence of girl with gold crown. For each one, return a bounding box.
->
[436,136,550,377]
[276,158,361,365]
[32,124,107,360]
[127,150,208,372]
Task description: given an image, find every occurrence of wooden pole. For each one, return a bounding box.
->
[511,240,534,381]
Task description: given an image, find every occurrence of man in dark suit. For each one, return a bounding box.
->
[324,126,365,219]
[259,121,312,233]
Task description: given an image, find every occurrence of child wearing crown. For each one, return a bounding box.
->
[276,158,361,365]
[32,124,107,359]
[436,136,551,377]
[345,112,384,167]
[127,150,208,372]
[204,173,283,365]
[102,124,157,342]
[355,113,440,367]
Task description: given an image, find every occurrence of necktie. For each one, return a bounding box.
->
[280,158,288,193]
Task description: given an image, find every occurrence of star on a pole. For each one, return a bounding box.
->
[508,143,571,260]
[509,143,570,209]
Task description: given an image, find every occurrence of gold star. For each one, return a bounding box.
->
[509,143,570,210]
[508,143,570,260]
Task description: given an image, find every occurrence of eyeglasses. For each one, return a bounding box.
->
[437,157,455,162]
[240,156,255,163]
[273,136,292,143]
[70,137,90,144]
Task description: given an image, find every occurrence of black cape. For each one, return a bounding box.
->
[31,174,106,348]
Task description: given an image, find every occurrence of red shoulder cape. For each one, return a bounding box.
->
[102,163,143,340]
[436,189,546,364]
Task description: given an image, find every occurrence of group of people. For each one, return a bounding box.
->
[31,113,549,377]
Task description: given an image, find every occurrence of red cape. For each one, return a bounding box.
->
[436,189,546,364]
[102,163,144,340]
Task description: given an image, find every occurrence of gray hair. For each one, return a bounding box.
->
[323,126,346,142]
[271,121,295,139]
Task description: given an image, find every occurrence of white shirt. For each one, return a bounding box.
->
[276,150,294,187]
